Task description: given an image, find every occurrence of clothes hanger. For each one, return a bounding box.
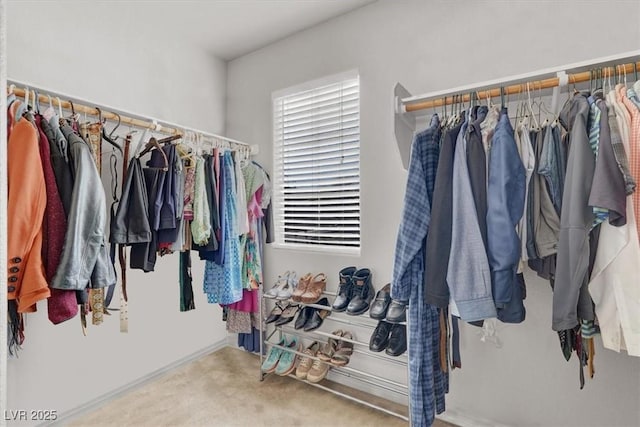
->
[96,108,123,155]
[535,80,554,127]
[137,136,169,171]
[157,134,182,144]
[526,82,540,130]
[34,90,41,114]
[67,100,78,123]
[56,96,63,118]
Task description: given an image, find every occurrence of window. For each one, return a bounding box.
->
[272,72,360,253]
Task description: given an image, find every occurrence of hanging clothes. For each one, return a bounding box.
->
[193,154,220,257]
[447,112,495,321]
[203,151,243,305]
[191,156,211,246]
[156,143,180,246]
[111,157,152,245]
[129,146,171,272]
[34,114,78,324]
[532,125,561,259]
[486,109,526,324]
[619,85,640,238]
[553,92,596,332]
[466,105,489,249]
[392,114,447,427]
[588,95,640,357]
[424,114,465,308]
[7,114,51,312]
[51,123,115,290]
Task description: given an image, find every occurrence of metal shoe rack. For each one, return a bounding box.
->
[259,289,411,422]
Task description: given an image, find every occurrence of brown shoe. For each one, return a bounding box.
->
[318,330,343,361]
[300,273,327,304]
[291,273,313,302]
[306,358,331,383]
[331,331,354,366]
[295,341,321,380]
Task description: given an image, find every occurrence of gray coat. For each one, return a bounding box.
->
[447,115,496,322]
[51,123,115,290]
[533,126,561,258]
[553,93,596,331]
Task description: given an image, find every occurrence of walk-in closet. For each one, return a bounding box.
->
[1,1,639,427]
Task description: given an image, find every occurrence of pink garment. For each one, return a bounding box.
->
[619,86,640,239]
[247,186,264,220]
[225,289,259,313]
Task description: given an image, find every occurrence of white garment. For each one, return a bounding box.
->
[589,101,640,357]
[611,86,631,145]
[234,155,250,236]
[589,194,640,357]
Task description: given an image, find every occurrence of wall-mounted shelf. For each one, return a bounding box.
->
[393,50,640,169]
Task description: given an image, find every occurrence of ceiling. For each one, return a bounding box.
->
[8,0,376,60]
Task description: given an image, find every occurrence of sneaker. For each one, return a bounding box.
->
[261,336,287,373]
[306,358,331,383]
[296,341,321,380]
[275,336,301,376]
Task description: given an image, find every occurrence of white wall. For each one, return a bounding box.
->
[226,1,640,426]
[6,3,228,423]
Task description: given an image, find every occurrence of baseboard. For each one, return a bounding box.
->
[44,339,229,427]
[436,409,509,427]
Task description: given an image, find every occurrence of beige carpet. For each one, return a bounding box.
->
[67,346,455,427]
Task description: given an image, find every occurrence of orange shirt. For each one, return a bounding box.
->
[7,118,51,312]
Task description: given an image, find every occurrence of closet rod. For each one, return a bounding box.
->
[404,61,640,112]
[6,80,250,147]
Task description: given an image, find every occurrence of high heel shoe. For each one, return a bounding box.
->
[264,271,291,299]
[291,273,313,302]
[300,273,327,304]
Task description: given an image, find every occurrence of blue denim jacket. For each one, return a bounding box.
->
[486,110,526,322]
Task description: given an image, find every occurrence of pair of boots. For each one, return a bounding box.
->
[331,267,374,315]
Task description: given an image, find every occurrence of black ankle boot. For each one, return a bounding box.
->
[332,266,357,312]
[346,268,374,315]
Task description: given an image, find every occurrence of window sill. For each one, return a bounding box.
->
[269,242,361,257]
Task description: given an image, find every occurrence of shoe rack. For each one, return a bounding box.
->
[259,289,411,422]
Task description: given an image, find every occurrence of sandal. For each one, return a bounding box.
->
[318,330,343,362]
[265,302,285,324]
[276,271,298,300]
[264,271,291,299]
[300,273,327,304]
[274,303,300,326]
[291,273,313,302]
[331,331,354,366]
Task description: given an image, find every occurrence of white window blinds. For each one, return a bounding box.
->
[273,75,360,251]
